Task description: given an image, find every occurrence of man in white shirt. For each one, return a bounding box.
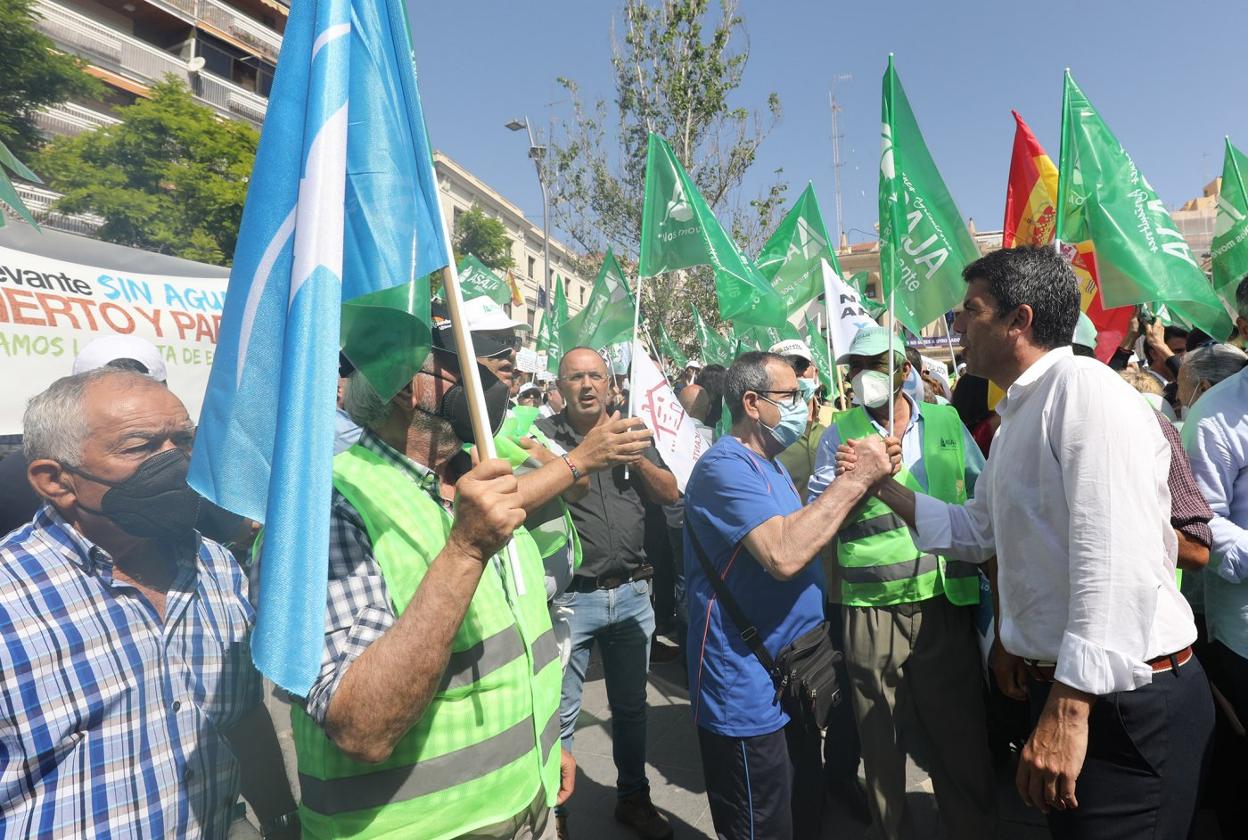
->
[840,246,1212,838]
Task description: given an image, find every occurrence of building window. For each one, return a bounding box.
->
[527,308,536,330]
[579,286,585,306]
[527,256,536,279]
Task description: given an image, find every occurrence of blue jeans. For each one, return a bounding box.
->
[554,578,655,799]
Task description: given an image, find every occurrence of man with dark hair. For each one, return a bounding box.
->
[841,246,1213,838]
[695,363,727,432]
[685,351,897,839]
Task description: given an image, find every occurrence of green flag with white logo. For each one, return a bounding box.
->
[535,275,568,372]
[879,56,980,335]
[456,253,513,306]
[560,249,635,350]
[1056,71,1231,340]
[756,183,843,315]
[638,133,786,326]
[1213,137,1248,313]
[736,321,801,352]
[690,303,734,367]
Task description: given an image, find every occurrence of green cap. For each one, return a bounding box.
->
[835,325,908,366]
[1073,312,1098,350]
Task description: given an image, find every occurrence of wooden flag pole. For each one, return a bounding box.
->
[887,284,897,433]
[438,226,527,595]
[940,313,958,374]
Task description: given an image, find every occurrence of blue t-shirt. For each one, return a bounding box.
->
[684,435,825,737]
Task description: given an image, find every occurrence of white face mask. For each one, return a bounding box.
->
[851,370,893,408]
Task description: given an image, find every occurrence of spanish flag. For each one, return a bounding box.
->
[1002,111,1059,248]
[1003,111,1130,361]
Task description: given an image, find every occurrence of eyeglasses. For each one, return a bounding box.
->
[752,389,801,409]
[559,371,608,384]
[478,335,523,357]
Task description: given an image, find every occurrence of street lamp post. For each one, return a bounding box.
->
[505,117,551,320]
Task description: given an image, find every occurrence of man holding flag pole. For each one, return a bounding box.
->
[188,0,578,836]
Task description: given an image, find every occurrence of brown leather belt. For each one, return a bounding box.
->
[566,565,654,593]
[1023,646,1193,683]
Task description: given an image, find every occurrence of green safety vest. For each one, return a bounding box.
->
[832,403,981,608]
[293,443,562,840]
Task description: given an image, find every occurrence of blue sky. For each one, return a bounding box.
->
[409,0,1248,251]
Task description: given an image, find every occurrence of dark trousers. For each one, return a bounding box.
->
[697,719,824,840]
[821,601,862,782]
[1203,641,1248,839]
[1026,655,1214,840]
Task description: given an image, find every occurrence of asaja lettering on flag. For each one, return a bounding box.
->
[879,56,980,336]
[631,340,706,492]
[456,253,512,306]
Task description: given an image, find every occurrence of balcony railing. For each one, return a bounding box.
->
[197,0,281,62]
[33,101,122,138]
[11,184,105,237]
[34,0,190,88]
[195,72,268,125]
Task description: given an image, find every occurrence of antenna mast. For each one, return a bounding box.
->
[829,74,852,247]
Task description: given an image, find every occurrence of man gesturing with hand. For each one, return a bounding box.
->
[837,247,1212,839]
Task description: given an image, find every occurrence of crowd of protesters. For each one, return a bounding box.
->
[2,246,1248,840]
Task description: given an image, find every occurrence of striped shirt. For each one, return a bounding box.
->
[0,506,261,838]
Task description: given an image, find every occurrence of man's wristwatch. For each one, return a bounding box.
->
[561,453,583,482]
[260,810,299,839]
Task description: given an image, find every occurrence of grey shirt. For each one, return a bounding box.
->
[535,411,669,580]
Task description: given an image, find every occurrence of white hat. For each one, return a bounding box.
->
[769,338,813,362]
[458,295,529,332]
[684,359,704,369]
[517,382,541,397]
[72,335,167,382]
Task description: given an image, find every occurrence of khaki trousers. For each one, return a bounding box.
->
[843,595,996,840]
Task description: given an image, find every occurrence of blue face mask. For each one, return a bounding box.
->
[797,377,819,402]
[759,394,808,449]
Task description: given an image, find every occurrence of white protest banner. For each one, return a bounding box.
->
[516,347,538,372]
[821,258,879,362]
[0,244,228,433]
[631,340,707,492]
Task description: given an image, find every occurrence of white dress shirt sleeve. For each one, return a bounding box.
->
[1183,415,1248,583]
[1052,368,1159,695]
[912,457,996,564]
[806,424,844,504]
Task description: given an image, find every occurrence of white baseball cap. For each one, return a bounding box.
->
[458,295,529,332]
[685,359,704,369]
[769,339,813,363]
[517,382,542,397]
[72,335,167,382]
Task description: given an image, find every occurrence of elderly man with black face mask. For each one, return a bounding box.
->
[281,327,602,839]
[0,368,296,839]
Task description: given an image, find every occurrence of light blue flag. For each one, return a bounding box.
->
[189,0,449,694]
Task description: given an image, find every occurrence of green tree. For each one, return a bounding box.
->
[549,0,786,353]
[39,79,258,264]
[453,204,515,270]
[0,0,103,159]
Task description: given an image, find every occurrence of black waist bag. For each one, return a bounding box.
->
[688,520,843,732]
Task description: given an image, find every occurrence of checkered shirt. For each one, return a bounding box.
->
[300,431,447,724]
[1157,411,1214,546]
[0,506,261,838]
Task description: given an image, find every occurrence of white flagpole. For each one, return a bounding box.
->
[940,313,958,371]
[887,284,896,433]
[437,215,526,595]
[624,275,645,480]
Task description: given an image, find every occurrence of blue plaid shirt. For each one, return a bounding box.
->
[0,506,261,838]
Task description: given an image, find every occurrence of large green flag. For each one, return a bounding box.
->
[638,133,786,326]
[456,253,513,306]
[1056,71,1231,340]
[756,183,844,315]
[534,275,568,372]
[690,303,734,366]
[804,314,834,393]
[737,321,801,351]
[879,56,980,335]
[560,249,635,350]
[1213,137,1248,311]
[341,277,432,401]
[657,323,688,368]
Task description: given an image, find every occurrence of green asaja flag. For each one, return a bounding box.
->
[560,249,635,350]
[638,133,786,326]
[535,276,568,372]
[657,323,688,368]
[756,183,844,315]
[1056,71,1231,340]
[553,274,571,325]
[879,56,980,336]
[690,303,734,367]
[737,321,801,352]
[1213,137,1248,311]
[804,314,834,393]
[455,253,513,306]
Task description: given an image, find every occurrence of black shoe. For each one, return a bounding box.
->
[828,776,872,824]
[614,790,674,840]
[649,638,680,665]
[555,812,569,840]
